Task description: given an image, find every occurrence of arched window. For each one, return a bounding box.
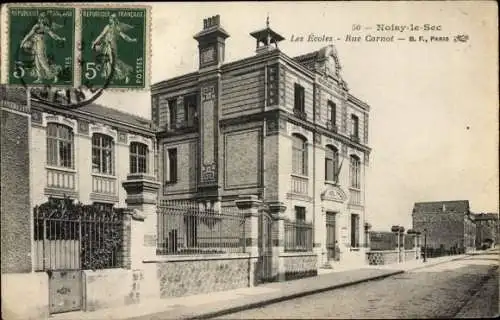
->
[46,123,74,168]
[92,134,114,175]
[292,134,308,175]
[325,145,339,182]
[349,155,361,188]
[130,142,148,174]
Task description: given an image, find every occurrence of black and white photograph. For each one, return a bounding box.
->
[0,1,498,319]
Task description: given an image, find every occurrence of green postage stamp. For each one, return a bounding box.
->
[3,4,150,90]
[80,7,148,89]
[8,7,75,86]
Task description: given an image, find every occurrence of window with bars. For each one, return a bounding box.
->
[46,123,74,169]
[351,214,360,248]
[165,148,178,184]
[327,101,336,130]
[168,98,177,129]
[292,134,308,175]
[293,83,305,115]
[130,142,148,174]
[325,145,339,182]
[351,114,359,140]
[295,206,306,222]
[349,155,361,189]
[92,134,114,175]
[183,94,198,128]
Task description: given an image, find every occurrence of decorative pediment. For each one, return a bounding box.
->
[316,45,342,79]
[321,185,347,203]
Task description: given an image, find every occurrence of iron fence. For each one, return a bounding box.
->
[33,198,124,271]
[284,220,313,252]
[157,200,246,255]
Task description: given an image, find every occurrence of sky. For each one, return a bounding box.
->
[5,1,498,230]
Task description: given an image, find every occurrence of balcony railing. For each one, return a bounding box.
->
[92,175,116,194]
[46,167,76,190]
[290,175,309,194]
[168,117,199,132]
[327,122,338,132]
[349,188,362,205]
[350,134,360,143]
[293,109,307,120]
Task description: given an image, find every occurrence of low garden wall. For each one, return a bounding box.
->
[366,250,399,265]
[404,249,417,262]
[280,252,318,280]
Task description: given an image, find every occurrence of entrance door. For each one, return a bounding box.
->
[326,212,337,261]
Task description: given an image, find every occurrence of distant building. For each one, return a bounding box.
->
[474,213,499,248]
[412,200,476,252]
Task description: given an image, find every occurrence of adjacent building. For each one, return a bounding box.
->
[151,15,371,267]
[412,200,476,252]
[474,213,499,248]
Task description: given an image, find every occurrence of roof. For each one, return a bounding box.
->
[75,103,152,130]
[473,213,499,221]
[292,51,320,71]
[413,200,470,214]
[249,27,285,42]
[1,86,152,131]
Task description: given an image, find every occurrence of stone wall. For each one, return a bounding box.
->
[280,252,318,280]
[366,250,399,265]
[83,269,144,311]
[156,255,250,298]
[404,249,417,262]
[1,107,31,273]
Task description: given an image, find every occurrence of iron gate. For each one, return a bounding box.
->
[34,198,124,314]
[258,209,273,283]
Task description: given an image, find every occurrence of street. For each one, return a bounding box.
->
[214,252,499,319]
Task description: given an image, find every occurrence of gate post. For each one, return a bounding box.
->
[235,195,261,287]
[268,201,286,282]
[122,174,161,266]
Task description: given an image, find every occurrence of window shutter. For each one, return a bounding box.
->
[303,142,308,175]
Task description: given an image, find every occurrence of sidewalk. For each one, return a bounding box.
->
[51,254,469,320]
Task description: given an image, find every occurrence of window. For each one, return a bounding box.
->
[351,214,360,248]
[349,155,361,188]
[183,94,198,128]
[325,145,339,182]
[292,134,308,175]
[92,134,114,175]
[295,206,306,222]
[165,148,178,183]
[327,101,336,130]
[168,98,177,129]
[46,123,74,168]
[351,114,359,140]
[130,142,148,174]
[293,83,305,117]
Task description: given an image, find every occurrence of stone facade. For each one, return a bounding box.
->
[151,15,371,269]
[156,256,249,298]
[474,213,499,248]
[412,200,476,252]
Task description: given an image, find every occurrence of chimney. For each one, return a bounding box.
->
[194,15,230,69]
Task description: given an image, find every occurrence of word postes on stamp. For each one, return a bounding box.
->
[8,7,75,86]
[80,8,148,90]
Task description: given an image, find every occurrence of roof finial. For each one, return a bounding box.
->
[266,13,270,28]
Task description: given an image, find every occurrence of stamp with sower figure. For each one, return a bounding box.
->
[80,8,147,89]
[3,4,150,108]
[8,7,75,86]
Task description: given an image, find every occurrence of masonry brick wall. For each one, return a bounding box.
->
[413,212,466,250]
[1,109,32,273]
